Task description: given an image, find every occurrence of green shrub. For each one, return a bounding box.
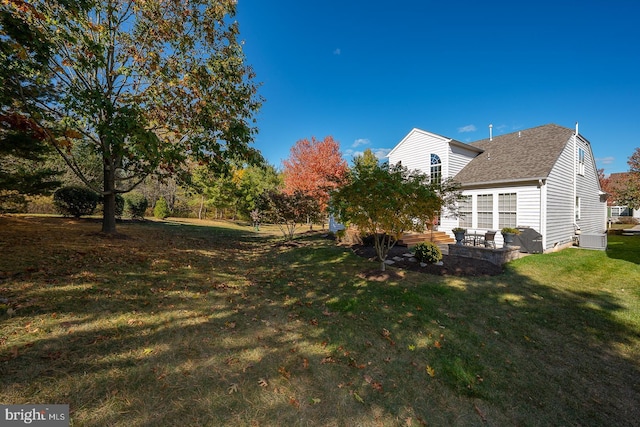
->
[124,192,148,219]
[154,196,170,219]
[412,241,442,263]
[53,186,100,218]
[501,227,520,235]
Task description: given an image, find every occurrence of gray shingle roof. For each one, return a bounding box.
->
[454,123,575,186]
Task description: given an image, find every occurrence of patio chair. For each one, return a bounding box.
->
[483,231,496,248]
[463,231,476,246]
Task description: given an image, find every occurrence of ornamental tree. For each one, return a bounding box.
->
[282,136,348,214]
[331,159,460,271]
[258,190,320,241]
[4,0,262,233]
[618,148,640,209]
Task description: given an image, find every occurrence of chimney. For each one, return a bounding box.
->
[489,124,493,141]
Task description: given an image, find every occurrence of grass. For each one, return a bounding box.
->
[1,215,639,426]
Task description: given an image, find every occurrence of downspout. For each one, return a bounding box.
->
[539,179,546,249]
[573,123,578,233]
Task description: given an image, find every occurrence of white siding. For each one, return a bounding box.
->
[575,135,606,233]
[388,130,447,173]
[387,129,476,179]
[513,186,542,229]
[545,138,576,249]
[449,144,479,177]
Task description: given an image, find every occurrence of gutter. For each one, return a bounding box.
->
[460,177,548,188]
[448,139,485,153]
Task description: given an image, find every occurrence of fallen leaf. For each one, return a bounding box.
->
[310,397,321,404]
[289,397,300,408]
[426,365,435,377]
[228,383,239,394]
[434,341,442,349]
[278,366,291,379]
[302,358,309,369]
[258,378,268,388]
[353,392,364,404]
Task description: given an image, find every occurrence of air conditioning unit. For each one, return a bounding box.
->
[579,233,607,250]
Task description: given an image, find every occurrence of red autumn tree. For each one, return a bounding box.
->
[282,136,348,213]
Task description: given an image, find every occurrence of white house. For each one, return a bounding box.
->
[606,172,640,222]
[387,123,608,252]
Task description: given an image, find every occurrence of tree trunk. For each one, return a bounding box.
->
[198,195,204,220]
[102,164,117,234]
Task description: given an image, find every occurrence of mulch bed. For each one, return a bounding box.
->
[351,244,504,277]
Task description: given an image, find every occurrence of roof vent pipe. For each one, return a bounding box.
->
[518,131,521,138]
[489,123,493,141]
[575,122,579,136]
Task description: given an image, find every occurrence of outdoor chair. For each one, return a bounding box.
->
[463,232,476,246]
[483,231,496,248]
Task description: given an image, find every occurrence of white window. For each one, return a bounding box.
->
[458,195,472,228]
[499,193,517,228]
[611,206,630,216]
[578,148,585,176]
[477,194,493,229]
[430,154,442,185]
[575,197,581,220]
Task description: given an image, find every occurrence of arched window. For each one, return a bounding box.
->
[430,154,441,184]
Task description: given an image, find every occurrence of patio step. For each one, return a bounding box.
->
[398,231,454,248]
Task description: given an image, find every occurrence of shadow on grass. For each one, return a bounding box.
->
[1,217,639,426]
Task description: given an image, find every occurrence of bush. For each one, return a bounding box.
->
[154,196,170,219]
[412,242,442,263]
[616,216,639,225]
[123,192,148,219]
[501,227,520,235]
[53,186,100,218]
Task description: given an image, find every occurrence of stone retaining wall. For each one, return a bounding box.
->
[448,244,521,266]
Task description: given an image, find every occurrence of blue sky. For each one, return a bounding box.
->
[236,0,640,175]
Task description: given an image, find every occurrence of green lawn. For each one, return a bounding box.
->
[1,216,639,426]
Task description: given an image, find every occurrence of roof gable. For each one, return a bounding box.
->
[387,128,482,159]
[454,124,575,186]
